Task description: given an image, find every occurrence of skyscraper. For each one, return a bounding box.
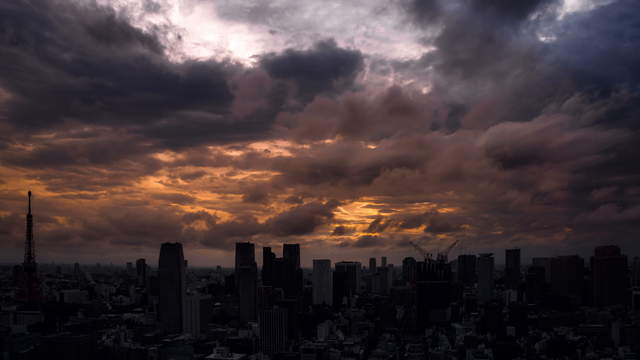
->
[136,258,147,287]
[369,257,377,273]
[381,256,387,267]
[312,259,333,306]
[283,244,300,270]
[236,242,257,322]
[183,293,213,338]
[402,257,417,284]
[550,255,584,305]
[158,242,186,333]
[260,307,288,355]
[477,253,494,303]
[262,247,276,286]
[457,254,477,285]
[591,245,628,307]
[505,248,521,290]
[335,261,362,297]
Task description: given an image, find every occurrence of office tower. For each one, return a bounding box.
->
[505,248,521,290]
[18,191,40,305]
[402,257,417,284]
[260,307,288,355]
[312,260,333,306]
[183,294,213,338]
[158,242,186,333]
[334,261,362,296]
[632,257,640,288]
[416,260,452,326]
[525,266,546,305]
[283,244,300,270]
[136,258,147,287]
[381,256,387,267]
[379,265,392,294]
[333,271,348,307]
[457,254,477,285]
[262,247,276,286]
[550,255,584,305]
[592,245,628,307]
[73,262,81,280]
[369,257,377,273]
[235,242,256,273]
[282,243,303,297]
[477,253,494,303]
[532,257,551,283]
[236,243,257,322]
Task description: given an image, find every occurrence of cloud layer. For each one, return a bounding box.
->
[1,0,639,266]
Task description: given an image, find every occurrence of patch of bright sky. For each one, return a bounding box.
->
[91,0,429,65]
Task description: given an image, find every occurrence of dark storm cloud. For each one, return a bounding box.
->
[339,235,384,248]
[266,201,338,236]
[151,192,196,205]
[0,0,234,130]
[331,225,354,236]
[260,40,364,102]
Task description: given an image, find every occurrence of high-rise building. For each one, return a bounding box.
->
[369,257,377,273]
[262,247,276,286]
[477,253,494,303]
[158,242,186,333]
[550,255,584,305]
[505,248,521,290]
[136,258,147,287]
[235,242,256,273]
[260,307,288,355]
[236,242,257,322]
[632,257,640,288]
[334,261,361,297]
[532,257,551,283]
[312,260,332,306]
[283,244,300,270]
[183,293,213,338]
[525,265,546,305]
[457,254,477,285]
[381,256,387,268]
[591,245,628,307]
[416,260,452,326]
[402,257,417,284]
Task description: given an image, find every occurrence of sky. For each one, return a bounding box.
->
[1,0,639,267]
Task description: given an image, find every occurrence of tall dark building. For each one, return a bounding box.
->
[550,255,584,306]
[236,242,256,272]
[281,244,302,297]
[505,248,521,290]
[416,260,452,327]
[262,247,276,286]
[136,258,147,287]
[18,191,40,304]
[236,242,257,322]
[456,254,477,285]
[260,307,288,355]
[369,257,377,273]
[283,244,300,270]
[525,266,546,305]
[591,245,628,307]
[402,257,417,284]
[335,261,361,297]
[158,242,186,333]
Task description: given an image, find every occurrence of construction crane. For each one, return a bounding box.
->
[408,240,433,261]
[437,239,460,262]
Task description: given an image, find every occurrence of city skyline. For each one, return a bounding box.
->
[1,0,640,267]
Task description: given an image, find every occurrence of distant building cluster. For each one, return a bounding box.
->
[2,192,640,359]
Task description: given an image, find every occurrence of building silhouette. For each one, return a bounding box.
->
[334,261,361,299]
[592,245,628,307]
[505,248,521,290]
[235,242,257,323]
[477,253,494,304]
[158,242,186,333]
[136,258,147,287]
[457,254,477,285]
[402,257,417,284]
[312,259,333,306]
[262,247,276,286]
[550,255,584,306]
[260,307,288,355]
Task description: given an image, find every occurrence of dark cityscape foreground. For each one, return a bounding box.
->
[2,193,640,360]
